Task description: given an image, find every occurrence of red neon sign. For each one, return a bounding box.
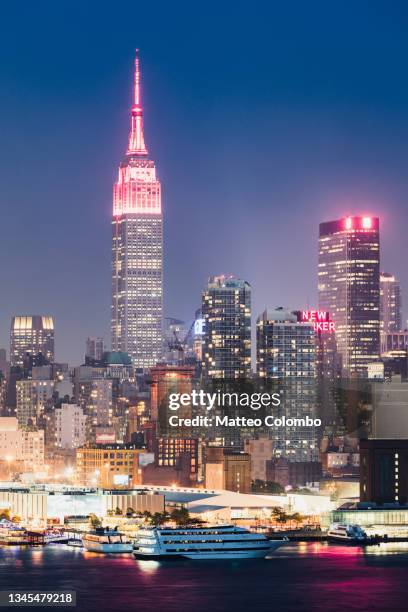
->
[301,310,335,332]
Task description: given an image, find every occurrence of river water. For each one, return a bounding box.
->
[1,541,408,611]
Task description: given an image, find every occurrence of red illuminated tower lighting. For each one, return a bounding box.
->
[318,216,380,375]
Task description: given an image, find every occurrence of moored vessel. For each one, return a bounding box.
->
[133,524,287,559]
[0,520,44,546]
[43,529,68,544]
[327,523,368,544]
[82,527,133,553]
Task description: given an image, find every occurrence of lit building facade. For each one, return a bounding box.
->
[244,437,274,482]
[156,437,199,480]
[89,379,113,429]
[0,418,44,471]
[54,404,87,450]
[204,447,251,493]
[256,308,318,462]
[202,276,251,379]
[318,216,380,375]
[380,272,402,334]
[380,330,408,355]
[85,337,105,362]
[0,418,21,461]
[16,379,54,427]
[10,316,54,367]
[111,51,163,369]
[0,488,164,525]
[21,429,44,471]
[150,363,195,422]
[76,444,143,488]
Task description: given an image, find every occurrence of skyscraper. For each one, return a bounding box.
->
[318,216,380,375]
[10,316,55,367]
[202,276,251,379]
[380,272,402,333]
[85,337,105,362]
[256,308,318,461]
[111,51,163,369]
[16,378,54,427]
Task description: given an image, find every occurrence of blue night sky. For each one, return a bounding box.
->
[0,0,408,364]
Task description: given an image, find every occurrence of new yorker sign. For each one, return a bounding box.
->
[301,310,335,332]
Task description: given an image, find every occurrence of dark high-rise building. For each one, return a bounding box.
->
[360,439,408,504]
[10,316,55,368]
[256,308,318,461]
[380,272,402,333]
[257,308,317,380]
[150,363,195,427]
[202,276,251,379]
[111,51,163,369]
[0,349,9,379]
[318,216,380,376]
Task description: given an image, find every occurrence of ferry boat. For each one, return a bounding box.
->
[66,538,84,548]
[43,529,68,544]
[327,523,368,544]
[0,520,44,546]
[133,524,287,559]
[82,527,133,553]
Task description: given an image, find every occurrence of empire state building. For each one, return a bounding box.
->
[111,51,163,368]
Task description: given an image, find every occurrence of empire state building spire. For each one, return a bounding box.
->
[127,49,148,156]
[112,51,163,369]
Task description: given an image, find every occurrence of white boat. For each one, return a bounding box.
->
[0,524,31,545]
[327,523,368,543]
[43,529,68,544]
[0,520,43,546]
[82,527,133,553]
[66,538,84,548]
[133,524,287,559]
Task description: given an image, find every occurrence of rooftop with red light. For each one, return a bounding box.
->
[319,216,380,236]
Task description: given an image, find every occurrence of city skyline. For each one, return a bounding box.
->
[1,2,408,364]
[2,5,408,608]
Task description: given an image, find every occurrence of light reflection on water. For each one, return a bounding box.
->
[364,541,408,556]
[135,559,160,574]
[29,548,44,565]
[1,542,408,611]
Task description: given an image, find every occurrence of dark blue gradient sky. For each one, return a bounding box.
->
[0,0,407,363]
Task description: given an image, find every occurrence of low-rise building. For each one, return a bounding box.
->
[331,503,408,538]
[265,457,322,488]
[0,486,164,525]
[76,444,143,488]
[0,417,22,459]
[0,417,44,472]
[205,448,251,493]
